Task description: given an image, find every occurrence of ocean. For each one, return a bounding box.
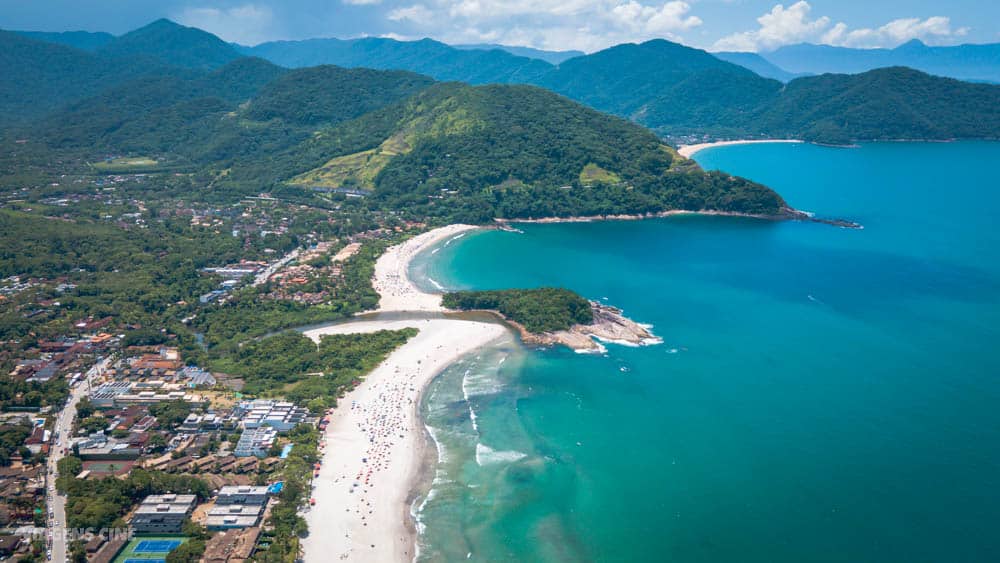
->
[409,141,1000,562]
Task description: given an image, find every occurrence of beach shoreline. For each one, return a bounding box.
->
[301,226,508,563]
[373,224,483,312]
[677,139,804,158]
[495,208,798,225]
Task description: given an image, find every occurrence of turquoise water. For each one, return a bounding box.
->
[412,142,1000,562]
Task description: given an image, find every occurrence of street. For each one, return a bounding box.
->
[46,356,108,562]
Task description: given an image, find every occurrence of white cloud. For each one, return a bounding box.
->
[379,1,703,52]
[713,1,967,52]
[174,4,277,46]
[343,0,382,5]
[387,4,435,25]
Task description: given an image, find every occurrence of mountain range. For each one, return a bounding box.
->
[1,19,787,222]
[4,19,1000,146]
[761,40,1000,84]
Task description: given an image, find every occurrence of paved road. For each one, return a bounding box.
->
[46,356,107,562]
[252,248,300,287]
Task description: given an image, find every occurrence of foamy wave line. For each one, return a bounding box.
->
[427,277,445,290]
[591,335,663,348]
[424,424,447,464]
[475,443,527,466]
[443,233,467,247]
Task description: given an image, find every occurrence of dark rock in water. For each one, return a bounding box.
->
[782,207,863,229]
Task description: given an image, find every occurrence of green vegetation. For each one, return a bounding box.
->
[193,239,391,353]
[149,400,193,428]
[57,464,210,529]
[0,423,33,466]
[280,83,787,221]
[245,34,1000,143]
[212,328,417,407]
[443,288,594,333]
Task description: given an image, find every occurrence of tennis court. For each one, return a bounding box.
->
[113,536,188,563]
[134,540,182,553]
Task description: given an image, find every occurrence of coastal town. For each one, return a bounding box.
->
[0,170,438,562]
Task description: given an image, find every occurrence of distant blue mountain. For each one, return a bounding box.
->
[762,40,1000,83]
[712,51,809,82]
[241,37,552,84]
[15,30,115,51]
[452,43,585,65]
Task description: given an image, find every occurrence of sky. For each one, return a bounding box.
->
[0,0,997,53]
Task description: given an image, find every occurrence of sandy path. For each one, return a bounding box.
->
[301,226,506,563]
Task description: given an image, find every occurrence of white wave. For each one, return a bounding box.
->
[575,342,607,354]
[461,368,503,398]
[666,348,679,354]
[431,248,440,254]
[475,443,527,466]
[468,405,479,433]
[498,355,507,366]
[591,335,663,348]
[443,233,466,247]
[427,277,445,290]
[424,424,447,464]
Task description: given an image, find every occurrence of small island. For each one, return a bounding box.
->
[442,288,659,352]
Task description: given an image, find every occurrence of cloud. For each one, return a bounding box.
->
[387,4,435,25]
[174,3,278,45]
[375,0,702,52]
[342,0,382,5]
[713,1,967,52]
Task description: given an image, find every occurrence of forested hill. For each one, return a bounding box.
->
[239,31,1000,143]
[227,82,788,221]
[2,36,787,222]
[97,19,241,70]
[242,37,552,85]
[749,67,1000,143]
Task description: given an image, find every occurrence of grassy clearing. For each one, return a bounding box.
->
[579,163,622,185]
[92,157,159,171]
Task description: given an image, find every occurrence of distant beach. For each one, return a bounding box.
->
[301,225,507,563]
[677,139,804,158]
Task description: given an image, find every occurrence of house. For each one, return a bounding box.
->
[233,427,277,458]
[216,485,269,505]
[234,400,311,432]
[205,486,269,530]
[130,493,196,534]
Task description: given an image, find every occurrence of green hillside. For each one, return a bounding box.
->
[239,32,1000,142]
[98,18,241,70]
[751,67,1000,143]
[243,37,552,84]
[258,82,787,222]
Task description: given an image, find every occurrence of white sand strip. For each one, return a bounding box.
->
[677,139,803,158]
[373,224,480,312]
[301,318,506,563]
[301,225,507,563]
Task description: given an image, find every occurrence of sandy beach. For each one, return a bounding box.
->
[677,139,803,158]
[373,224,481,312]
[301,226,507,563]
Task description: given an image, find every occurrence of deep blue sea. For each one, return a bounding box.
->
[410,141,1000,562]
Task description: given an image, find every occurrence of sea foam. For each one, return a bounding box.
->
[475,443,527,466]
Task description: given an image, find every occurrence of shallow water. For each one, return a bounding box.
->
[412,141,1000,562]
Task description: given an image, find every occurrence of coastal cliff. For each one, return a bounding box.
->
[441,288,659,352]
[514,301,661,352]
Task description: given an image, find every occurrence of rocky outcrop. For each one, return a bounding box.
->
[515,302,661,353]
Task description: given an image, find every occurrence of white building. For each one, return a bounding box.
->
[131,493,196,534]
[233,427,277,458]
[235,400,310,432]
